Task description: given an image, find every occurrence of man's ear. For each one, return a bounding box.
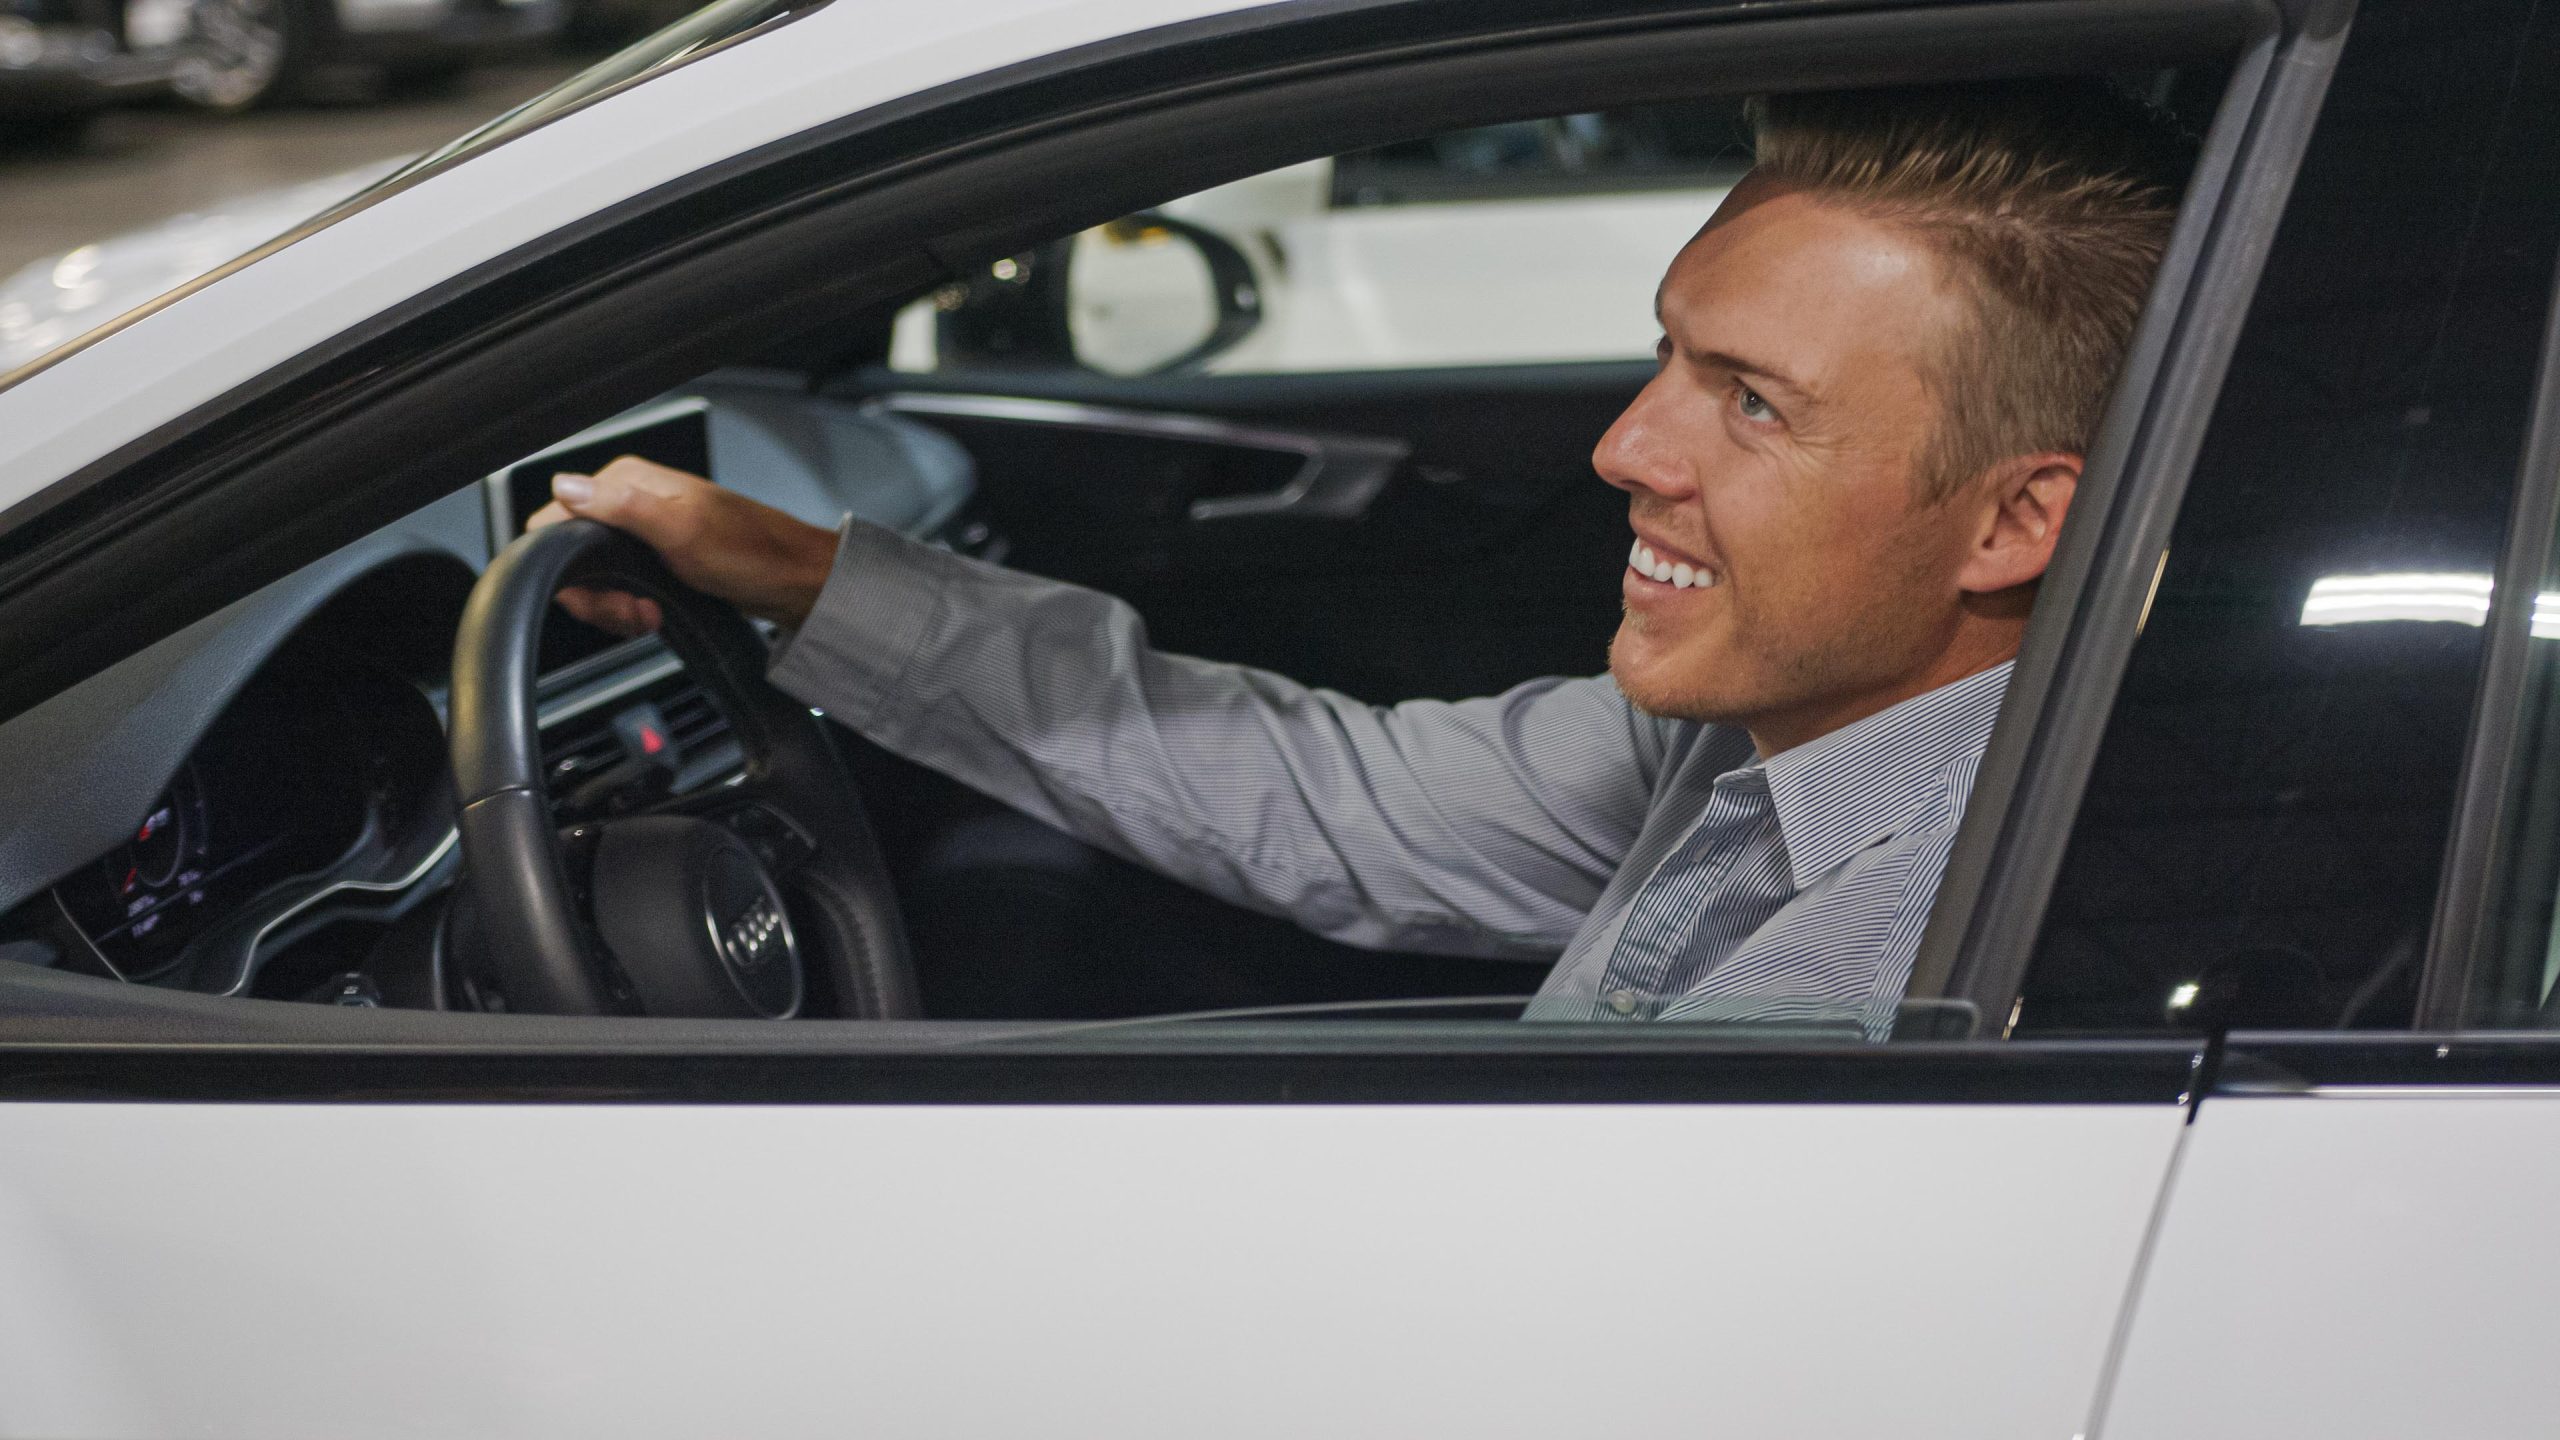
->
[1956,451,2081,595]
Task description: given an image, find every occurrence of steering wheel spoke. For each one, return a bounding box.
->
[628,764,820,874]
[450,521,918,1019]
[712,796,822,880]
[641,785,821,881]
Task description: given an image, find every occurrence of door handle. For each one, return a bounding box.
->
[872,392,1409,522]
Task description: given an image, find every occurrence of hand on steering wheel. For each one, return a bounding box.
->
[448,518,918,1020]
[526,456,840,637]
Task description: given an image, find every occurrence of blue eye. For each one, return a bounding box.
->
[1736,384,1774,422]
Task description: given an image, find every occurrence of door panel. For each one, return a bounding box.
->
[859,362,1647,702]
[0,1099,2184,1439]
[2096,1088,2560,1440]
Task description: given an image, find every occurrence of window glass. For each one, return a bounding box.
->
[2466,540,2560,1026]
[0,71,2249,1060]
[2016,3,2560,1035]
[888,104,1751,377]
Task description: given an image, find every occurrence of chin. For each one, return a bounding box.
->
[1608,624,1732,723]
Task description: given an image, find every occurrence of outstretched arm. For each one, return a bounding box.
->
[538,458,1664,957]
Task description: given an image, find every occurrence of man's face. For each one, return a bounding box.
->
[1599,176,1988,743]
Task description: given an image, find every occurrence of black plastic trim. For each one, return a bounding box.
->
[2418,252,2560,1026]
[0,1035,2206,1104]
[2216,1032,2560,1093]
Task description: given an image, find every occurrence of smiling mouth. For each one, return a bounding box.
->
[1627,539,1719,590]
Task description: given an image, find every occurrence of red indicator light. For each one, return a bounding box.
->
[640,726,665,756]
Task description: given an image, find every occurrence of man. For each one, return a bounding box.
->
[533,80,2193,1032]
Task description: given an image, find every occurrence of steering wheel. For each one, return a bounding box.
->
[447,519,919,1019]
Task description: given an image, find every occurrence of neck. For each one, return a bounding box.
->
[1746,626,2021,759]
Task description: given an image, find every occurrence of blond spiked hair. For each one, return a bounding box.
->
[1745,81,2196,501]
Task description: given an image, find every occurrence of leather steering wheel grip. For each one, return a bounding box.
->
[449,518,920,1018]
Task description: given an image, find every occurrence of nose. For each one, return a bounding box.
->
[1593,374,1693,502]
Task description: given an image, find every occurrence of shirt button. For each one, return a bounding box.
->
[1607,988,1641,1016]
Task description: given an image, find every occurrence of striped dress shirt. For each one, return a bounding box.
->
[771,520,2010,1035]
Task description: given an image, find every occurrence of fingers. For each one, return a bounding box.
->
[598,455,698,500]
[533,460,700,636]
[538,460,699,636]
[535,454,827,626]
[555,584,664,638]
[549,456,706,541]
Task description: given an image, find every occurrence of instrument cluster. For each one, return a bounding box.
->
[50,662,377,980]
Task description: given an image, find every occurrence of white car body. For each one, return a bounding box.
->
[0,0,2553,1436]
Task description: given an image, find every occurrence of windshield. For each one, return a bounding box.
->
[0,0,834,394]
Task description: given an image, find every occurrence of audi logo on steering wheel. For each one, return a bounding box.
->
[721,896,785,973]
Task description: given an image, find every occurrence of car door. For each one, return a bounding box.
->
[0,0,2345,1436]
[2011,1,2560,1431]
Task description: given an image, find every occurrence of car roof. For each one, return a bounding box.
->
[0,0,1296,520]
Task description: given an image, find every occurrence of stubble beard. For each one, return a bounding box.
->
[1609,539,1952,732]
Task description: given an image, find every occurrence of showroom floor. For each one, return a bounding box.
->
[0,59,582,283]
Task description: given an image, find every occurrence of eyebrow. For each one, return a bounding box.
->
[1653,290,1810,399]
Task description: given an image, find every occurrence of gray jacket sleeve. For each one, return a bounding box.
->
[766,519,1664,957]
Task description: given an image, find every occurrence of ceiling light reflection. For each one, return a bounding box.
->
[2300,572,2560,638]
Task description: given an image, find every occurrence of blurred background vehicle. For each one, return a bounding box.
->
[172,0,569,111]
[0,0,193,146]
[558,0,691,46]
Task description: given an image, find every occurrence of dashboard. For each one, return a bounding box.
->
[52,667,377,981]
[0,375,981,1008]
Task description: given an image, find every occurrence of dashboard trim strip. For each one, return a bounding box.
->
[225,829,460,997]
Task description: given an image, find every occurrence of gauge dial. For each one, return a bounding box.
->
[88,765,210,953]
[125,796,189,893]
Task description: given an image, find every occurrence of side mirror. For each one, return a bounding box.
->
[931,212,1264,377]
[1066,212,1263,376]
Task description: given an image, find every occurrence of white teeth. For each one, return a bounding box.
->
[1629,539,1716,589]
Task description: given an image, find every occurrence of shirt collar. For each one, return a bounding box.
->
[1752,661,2014,891]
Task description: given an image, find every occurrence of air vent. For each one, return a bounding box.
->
[540,714,625,803]
[539,669,736,805]
[661,686,729,757]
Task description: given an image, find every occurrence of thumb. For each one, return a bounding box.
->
[550,468,662,537]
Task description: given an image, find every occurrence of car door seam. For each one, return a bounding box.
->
[2078,1107,2199,1440]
